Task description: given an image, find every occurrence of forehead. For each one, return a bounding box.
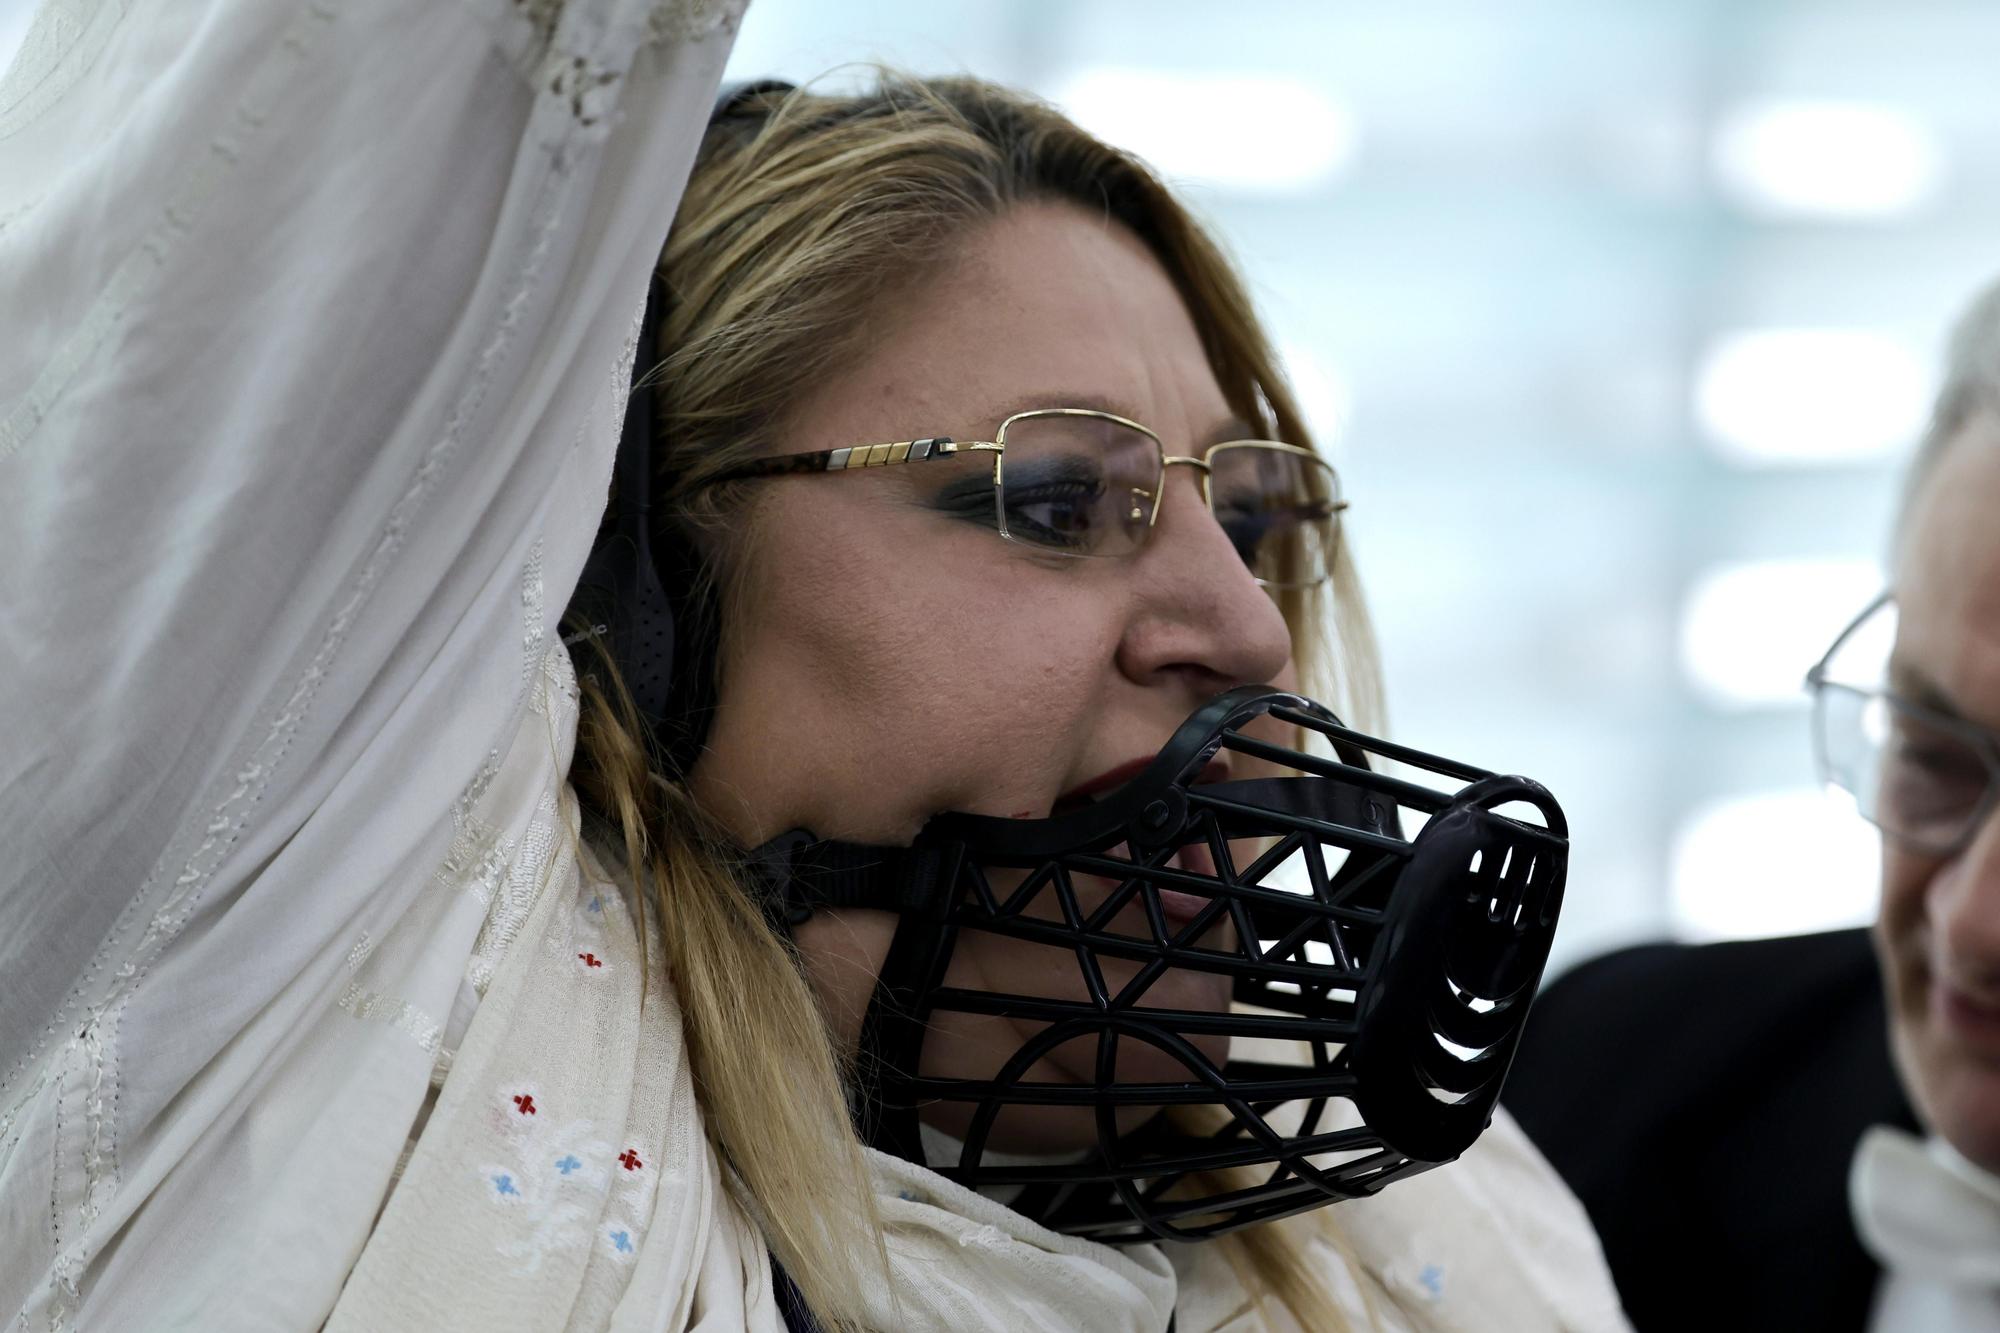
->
[1896,414,2000,723]
[786,200,1230,449]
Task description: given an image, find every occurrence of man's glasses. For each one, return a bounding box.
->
[1808,591,2000,856]
[708,407,1347,589]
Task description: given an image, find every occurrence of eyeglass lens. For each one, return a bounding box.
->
[995,413,1340,587]
[1816,682,1999,853]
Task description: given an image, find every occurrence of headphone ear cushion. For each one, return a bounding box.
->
[710,78,797,122]
[615,539,679,734]
[645,529,721,777]
[564,81,797,774]
[564,269,694,768]
[564,512,718,776]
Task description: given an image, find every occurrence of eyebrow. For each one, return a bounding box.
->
[984,392,1262,448]
[1889,656,1967,721]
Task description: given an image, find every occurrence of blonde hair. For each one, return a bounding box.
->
[566,72,1387,1330]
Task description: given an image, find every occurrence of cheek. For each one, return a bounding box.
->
[863,577,1118,808]
[1878,847,1933,956]
[1877,847,1941,1029]
[720,513,1126,837]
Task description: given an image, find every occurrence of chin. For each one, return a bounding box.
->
[918,1017,1238,1158]
[924,1079,1229,1157]
[1900,1023,2000,1176]
[1044,958,1237,1074]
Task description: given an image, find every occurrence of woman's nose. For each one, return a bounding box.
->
[1114,467,1295,694]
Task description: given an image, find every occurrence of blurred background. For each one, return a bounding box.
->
[8,1,1999,975]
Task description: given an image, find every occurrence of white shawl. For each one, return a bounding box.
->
[0,0,751,1325]
[0,2,1629,1328]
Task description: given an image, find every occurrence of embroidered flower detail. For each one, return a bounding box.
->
[578,952,603,968]
[618,1148,643,1171]
[512,1093,537,1115]
[610,1228,634,1254]
[1418,1264,1445,1299]
[587,894,604,914]
[555,1154,582,1175]
[493,1173,520,1197]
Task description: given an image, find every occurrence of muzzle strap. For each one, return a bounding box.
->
[743,829,952,926]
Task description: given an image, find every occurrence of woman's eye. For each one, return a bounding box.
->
[1893,737,1980,778]
[1216,508,1272,567]
[1006,481,1103,549]
[1885,737,1987,815]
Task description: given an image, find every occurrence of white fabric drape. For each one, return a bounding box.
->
[0,1,742,1325]
[0,2,1632,1329]
[1855,1125,2000,1332]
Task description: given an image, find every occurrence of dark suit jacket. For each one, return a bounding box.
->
[1503,928,1919,1333]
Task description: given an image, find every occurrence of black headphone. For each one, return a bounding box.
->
[563,80,797,775]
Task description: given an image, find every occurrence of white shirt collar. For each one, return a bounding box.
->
[1852,1124,2000,1287]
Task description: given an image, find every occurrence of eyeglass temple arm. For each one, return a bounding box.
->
[1804,588,1896,689]
[710,437,1002,484]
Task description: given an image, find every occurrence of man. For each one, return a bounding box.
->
[1507,280,2000,1333]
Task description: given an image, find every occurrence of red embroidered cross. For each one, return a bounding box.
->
[619,1148,643,1171]
[512,1093,537,1115]
[578,952,602,968]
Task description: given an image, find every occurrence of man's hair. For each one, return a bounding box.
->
[1901,276,2000,546]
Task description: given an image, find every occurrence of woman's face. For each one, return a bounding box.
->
[690,201,1298,1149]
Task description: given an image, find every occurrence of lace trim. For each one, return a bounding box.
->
[336,988,447,1057]
[473,0,745,135]
[505,0,747,49]
[333,931,446,1056]
[522,538,548,710]
[646,0,747,45]
[0,0,139,144]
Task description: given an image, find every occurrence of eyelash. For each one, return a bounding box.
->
[1004,480,1099,546]
[932,480,1000,523]
[929,481,1101,565]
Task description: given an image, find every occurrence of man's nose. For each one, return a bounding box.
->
[1930,807,2000,994]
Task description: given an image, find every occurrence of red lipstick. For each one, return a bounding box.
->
[1055,756,1230,813]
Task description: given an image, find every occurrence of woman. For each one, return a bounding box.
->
[0,3,1622,1329]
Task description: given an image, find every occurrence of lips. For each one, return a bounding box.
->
[1051,757,1153,816]
[1935,980,2000,1057]
[1154,892,1207,926]
[1155,839,1220,927]
[1041,755,1235,934]
[1053,756,1231,816]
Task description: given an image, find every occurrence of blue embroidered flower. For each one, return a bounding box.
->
[493,1173,519,1197]
[610,1229,634,1254]
[555,1154,582,1175]
[1418,1264,1445,1298]
[587,895,604,914]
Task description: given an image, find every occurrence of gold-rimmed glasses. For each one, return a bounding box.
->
[707,407,1347,589]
